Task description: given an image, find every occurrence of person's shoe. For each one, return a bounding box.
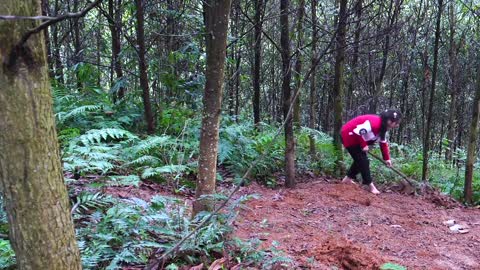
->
[342,176,357,185]
[369,183,380,194]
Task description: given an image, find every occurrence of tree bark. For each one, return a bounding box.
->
[109,0,125,101]
[464,65,480,204]
[422,0,443,181]
[332,0,348,174]
[445,2,459,161]
[0,1,82,269]
[51,0,64,84]
[253,0,263,126]
[293,0,305,127]
[309,0,318,157]
[280,0,296,187]
[193,0,232,215]
[135,0,155,134]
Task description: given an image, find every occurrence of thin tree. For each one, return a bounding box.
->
[135,0,155,134]
[464,64,480,204]
[280,0,296,187]
[0,1,82,268]
[108,0,126,101]
[332,0,348,174]
[293,0,305,128]
[422,0,444,181]
[193,0,232,215]
[253,0,263,126]
[309,0,318,157]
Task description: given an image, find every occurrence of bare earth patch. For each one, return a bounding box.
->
[234,180,480,269]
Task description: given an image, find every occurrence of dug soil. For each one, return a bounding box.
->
[233,179,480,270]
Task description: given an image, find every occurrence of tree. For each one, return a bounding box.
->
[332,0,348,174]
[280,0,296,188]
[193,0,232,215]
[0,1,82,269]
[309,0,318,157]
[135,0,155,134]
[464,64,480,204]
[293,0,305,127]
[253,0,263,126]
[422,0,444,181]
[108,0,126,101]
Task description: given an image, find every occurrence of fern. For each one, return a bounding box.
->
[80,128,137,145]
[141,165,188,179]
[57,105,103,123]
[107,175,142,187]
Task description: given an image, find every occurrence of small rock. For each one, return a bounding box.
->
[443,219,455,226]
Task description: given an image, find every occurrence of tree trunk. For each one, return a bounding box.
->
[309,0,318,157]
[193,0,232,215]
[52,0,64,84]
[253,0,263,126]
[332,0,348,174]
[0,1,82,269]
[445,2,459,161]
[135,0,155,134]
[41,0,54,79]
[280,0,296,187]
[422,0,443,181]
[464,65,480,204]
[346,0,362,118]
[109,0,125,101]
[293,0,305,127]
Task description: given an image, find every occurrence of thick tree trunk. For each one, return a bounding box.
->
[253,0,263,126]
[135,0,155,134]
[309,0,318,157]
[464,65,480,204]
[280,0,296,187]
[0,1,82,269]
[422,0,443,181]
[293,0,305,127]
[332,0,348,174]
[192,0,232,215]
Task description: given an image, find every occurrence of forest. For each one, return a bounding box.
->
[0,0,479,269]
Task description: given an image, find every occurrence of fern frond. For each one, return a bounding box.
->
[141,165,188,179]
[80,128,138,145]
[133,135,173,154]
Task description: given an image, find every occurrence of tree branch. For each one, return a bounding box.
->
[18,0,103,47]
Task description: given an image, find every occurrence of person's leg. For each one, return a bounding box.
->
[343,146,361,184]
[346,146,380,194]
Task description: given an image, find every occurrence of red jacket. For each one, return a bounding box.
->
[341,114,390,160]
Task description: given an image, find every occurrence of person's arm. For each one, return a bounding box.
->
[379,140,391,166]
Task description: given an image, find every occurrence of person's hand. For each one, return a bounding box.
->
[385,160,392,167]
[362,145,369,152]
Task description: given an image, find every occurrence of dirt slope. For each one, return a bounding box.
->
[234,180,480,270]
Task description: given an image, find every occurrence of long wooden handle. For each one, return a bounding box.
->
[367,151,415,186]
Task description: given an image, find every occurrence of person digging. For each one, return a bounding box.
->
[340,109,402,194]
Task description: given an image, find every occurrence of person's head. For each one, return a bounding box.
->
[379,109,402,140]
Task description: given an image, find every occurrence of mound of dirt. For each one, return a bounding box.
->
[312,237,384,270]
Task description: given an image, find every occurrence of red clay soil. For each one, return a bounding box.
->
[233,179,480,270]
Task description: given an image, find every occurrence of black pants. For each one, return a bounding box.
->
[346,146,372,185]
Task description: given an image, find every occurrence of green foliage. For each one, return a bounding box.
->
[0,240,15,269]
[76,194,237,269]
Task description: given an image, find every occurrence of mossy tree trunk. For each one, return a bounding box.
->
[192,0,232,215]
[0,1,82,269]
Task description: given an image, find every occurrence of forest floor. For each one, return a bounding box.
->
[233,177,480,270]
